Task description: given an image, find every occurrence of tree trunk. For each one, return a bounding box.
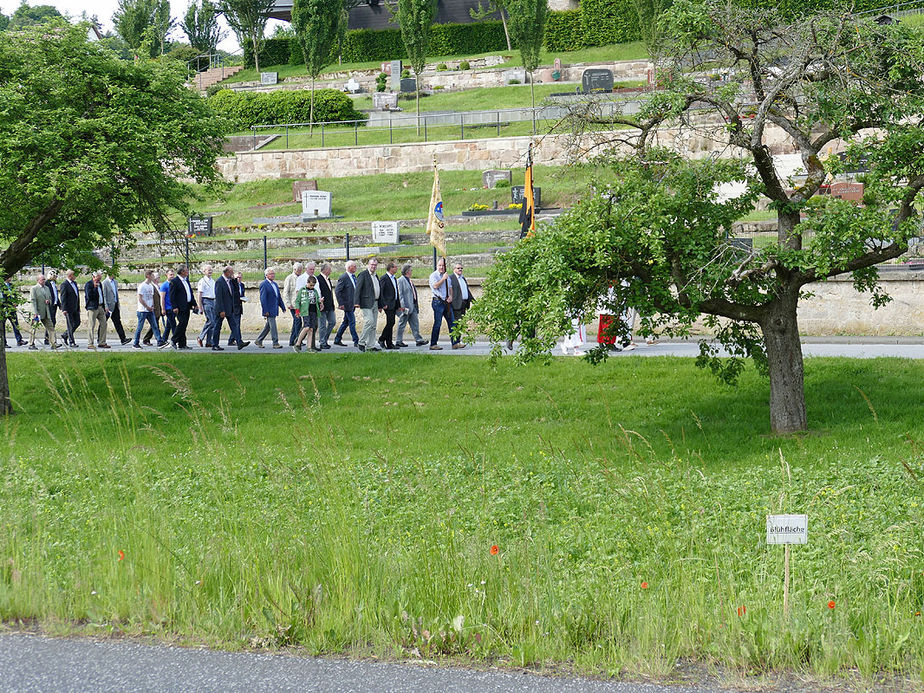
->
[253,37,260,74]
[416,74,421,136]
[759,294,807,434]
[0,323,11,416]
[309,75,315,136]
[500,9,511,51]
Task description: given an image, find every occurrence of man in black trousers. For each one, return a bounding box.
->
[59,270,81,347]
[169,265,198,350]
[377,261,400,350]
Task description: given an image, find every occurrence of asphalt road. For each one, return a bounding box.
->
[0,633,719,693]
[6,336,924,359]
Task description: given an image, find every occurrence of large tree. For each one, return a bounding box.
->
[182,0,225,54]
[291,0,342,132]
[397,0,437,133]
[505,0,547,112]
[0,22,227,415]
[219,0,275,73]
[113,0,173,57]
[470,1,924,434]
[8,3,62,29]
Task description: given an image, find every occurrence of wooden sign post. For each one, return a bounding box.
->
[766,514,807,619]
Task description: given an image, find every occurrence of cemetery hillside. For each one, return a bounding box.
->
[2,0,924,688]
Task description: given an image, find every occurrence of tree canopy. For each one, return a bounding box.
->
[292,0,343,127]
[8,3,62,29]
[470,1,924,433]
[397,0,437,130]
[219,0,275,73]
[182,0,225,54]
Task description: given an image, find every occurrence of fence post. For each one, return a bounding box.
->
[263,236,267,270]
[424,116,428,143]
[461,113,464,140]
[286,125,289,149]
[497,110,500,136]
[354,120,358,146]
[321,123,325,147]
[432,246,437,271]
[532,106,537,135]
[252,126,256,151]
[185,236,190,270]
[345,233,350,261]
[389,117,393,144]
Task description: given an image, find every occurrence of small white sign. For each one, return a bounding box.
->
[302,190,332,219]
[766,514,808,545]
[372,221,399,243]
[260,72,278,86]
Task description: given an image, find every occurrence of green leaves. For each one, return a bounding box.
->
[506,0,548,73]
[397,0,437,75]
[291,0,342,79]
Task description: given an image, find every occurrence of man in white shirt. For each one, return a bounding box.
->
[282,262,304,347]
[428,257,457,350]
[133,270,163,348]
[196,264,216,347]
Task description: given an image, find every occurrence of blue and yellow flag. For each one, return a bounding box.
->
[427,162,447,257]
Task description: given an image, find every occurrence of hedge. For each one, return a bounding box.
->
[580,0,640,47]
[245,20,508,69]
[208,88,366,128]
[544,10,584,52]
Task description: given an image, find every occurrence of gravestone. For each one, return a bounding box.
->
[390,60,402,90]
[581,68,614,93]
[400,78,417,93]
[292,180,318,202]
[371,221,400,243]
[260,72,278,86]
[373,92,398,110]
[502,69,527,84]
[187,216,213,237]
[482,170,512,189]
[301,190,332,220]
[345,78,361,93]
[553,58,562,70]
[511,186,541,209]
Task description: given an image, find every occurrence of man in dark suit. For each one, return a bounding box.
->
[212,266,249,350]
[354,257,381,352]
[84,271,111,349]
[169,265,198,349]
[59,269,81,347]
[377,261,400,350]
[333,260,359,347]
[448,262,474,347]
[316,263,336,350]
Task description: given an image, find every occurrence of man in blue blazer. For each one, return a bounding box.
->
[256,267,286,348]
[333,260,359,347]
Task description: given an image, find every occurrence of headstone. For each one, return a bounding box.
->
[382,62,391,74]
[581,68,614,94]
[502,69,527,84]
[187,216,213,237]
[482,170,512,189]
[345,78,361,94]
[260,72,278,86]
[390,60,402,90]
[371,221,400,243]
[292,180,318,202]
[301,190,332,220]
[373,92,398,110]
[400,78,417,93]
[511,185,541,209]
[553,58,562,70]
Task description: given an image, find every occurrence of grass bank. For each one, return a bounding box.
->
[1,354,923,680]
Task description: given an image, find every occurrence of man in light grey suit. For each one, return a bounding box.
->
[395,264,427,347]
[28,274,58,350]
[103,271,131,345]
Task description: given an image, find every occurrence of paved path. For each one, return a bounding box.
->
[6,337,924,359]
[0,633,720,693]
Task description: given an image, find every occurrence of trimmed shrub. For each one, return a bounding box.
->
[580,0,640,46]
[436,63,448,71]
[375,72,388,92]
[544,10,584,52]
[459,60,470,70]
[243,37,292,69]
[339,27,405,63]
[208,88,366,128]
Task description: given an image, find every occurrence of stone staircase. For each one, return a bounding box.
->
[189,64,244,92]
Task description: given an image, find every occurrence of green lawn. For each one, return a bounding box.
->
[1,354,923,680]
[219,42,649,86]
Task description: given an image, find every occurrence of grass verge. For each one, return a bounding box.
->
[1,354,923,679]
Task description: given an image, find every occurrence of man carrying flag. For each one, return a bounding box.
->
[519,143,537,239]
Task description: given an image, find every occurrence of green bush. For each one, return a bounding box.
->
[243,37,292,69]
[580,0,640,46]
[459,60,470,70]
[545,10,584,52]
[208,88,366,128]
[375,72,387,92]
[436,63,448,71]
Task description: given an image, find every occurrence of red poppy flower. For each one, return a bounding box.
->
[828,600,836,610]
[737,605,746,617]
[640,581,649,589]
[118,550,124,561]
[489,545,499,556]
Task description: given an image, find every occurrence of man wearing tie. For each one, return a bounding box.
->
[377,261,400,350]
[44,269,60,346]
[212,266,249,350]
[169,265,198,349]
[354,257,381,352]
[103,271,131,346]
[333,260,359,348]
[59,270,81,347]
[256,267,286,348]
[448,262,473,349]
[28,274,58,350]
[396,264,427,348]
[315,263,336,350]
[428,257,456,351]
[84,271,111,349]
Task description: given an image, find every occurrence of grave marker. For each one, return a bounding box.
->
[301,190,332,220]
[512,185,541,209]
[260,72,278,86]
[581,68,614,93]
[400,78,417,93]
[390,60,403,90]
[482,170,512,188]
[292,180,318,202]
[372,221,400,243]
[187,216,213,237]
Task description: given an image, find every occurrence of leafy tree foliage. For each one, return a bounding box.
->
[0,23,227,415]
[113,0,174,57]
[182,0,225,54]
[397,0,437,130]
[505,0,547,110]
[8,3,62,29]
[470,0,511,51]
[219,0,275,72]
[291,0,342,128]
[471,1,924,434]
[0,12,9,31]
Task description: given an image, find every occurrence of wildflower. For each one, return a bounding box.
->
[490,545,499,556]
[828,600,836,610]
[117,550,124,561]
[737,605,746,617]
[641,581,649,589]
